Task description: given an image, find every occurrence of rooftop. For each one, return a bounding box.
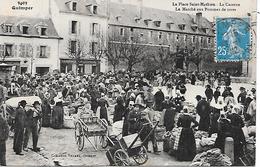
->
[54,0,107,18]
[0,16,62,39]
[109,2,214,36]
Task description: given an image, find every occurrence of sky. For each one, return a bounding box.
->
[113,0,257,21]
[0,0,257,21]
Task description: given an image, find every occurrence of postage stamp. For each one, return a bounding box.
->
[215,17,251,62]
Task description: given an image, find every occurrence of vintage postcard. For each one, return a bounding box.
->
[0,0,257,166]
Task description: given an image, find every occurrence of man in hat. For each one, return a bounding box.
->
[222,87,234,100]
[23,101,42,152]
[137,103,160,155]
[127,102,144,134]
[213,86,221,103]
[0,109,9,166]
[237,87,247,107]
[205,85,213,102]
[13,100,27,155]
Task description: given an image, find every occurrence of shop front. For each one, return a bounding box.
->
[60,58,99,75]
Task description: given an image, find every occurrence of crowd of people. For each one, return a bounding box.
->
[0,69,256,166]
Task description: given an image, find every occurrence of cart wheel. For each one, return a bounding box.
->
[114,149,130,166]
[75,122,84,151]
[100,135,108,148]
[133,146,148,165]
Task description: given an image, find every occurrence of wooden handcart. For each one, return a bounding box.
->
[74,116,109,151]
[108,121,159,166]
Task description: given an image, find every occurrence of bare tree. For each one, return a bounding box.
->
[89,33,107,74]
[150,46,173,71]
[185,48,214,72]
[66,38,88,75]
[119,34,147,73]
[105,33,123,72]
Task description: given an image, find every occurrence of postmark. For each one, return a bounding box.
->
[215,17,251,62]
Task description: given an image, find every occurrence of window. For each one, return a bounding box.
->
[179,24,185,30]
[176,34,179,41]
[149,31,153,39]
[93,5,98,14]
[91,42,97,54]
[158,32,162,40]
[120,28,124,36]
[208,37,211,44]
[72,2,77,11]
[70,40,77,54]
[130,27,134,32]
[140,33,143,37]
[92,23,98,35]
[167,33,171,41]
[40,46,47,58]
[5,44,13,57]
[71,21,77,34]
[5,25,12,33]
[130,36,134,41]
[200,37,203,44]
[22,26,29,34]
[154,21,161,27]
[184,35,187,42]
[192,36,196,43]
[41,28,47,36]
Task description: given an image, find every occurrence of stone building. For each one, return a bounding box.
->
[0,16,62,75]
[50,0,109,74]
[107,2,242,73]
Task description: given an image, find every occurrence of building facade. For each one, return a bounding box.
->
[50,0,109,74]
[107,2,242,73]
[0,16,62,75]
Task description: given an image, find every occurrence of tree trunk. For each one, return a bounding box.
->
[113,65,116,73]
[75,62,78,76]
[128,64,133,73]
[95,60,100,74]
[196,63,200,72]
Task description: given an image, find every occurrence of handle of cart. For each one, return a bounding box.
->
[128,121,159,149]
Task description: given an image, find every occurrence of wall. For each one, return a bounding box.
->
[0,35,60,74]
[50,0,108,73]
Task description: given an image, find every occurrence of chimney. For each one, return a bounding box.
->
[196,12,202,28]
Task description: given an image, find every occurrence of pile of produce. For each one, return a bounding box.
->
[190,148,232,166]
[194,131,217,153]
[194,131,209,139]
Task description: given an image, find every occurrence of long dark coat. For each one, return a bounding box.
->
[113,104,125,123]
[13,106,26,154]
[0,116,9,153]
[98,98,109,122]
[42,100,51,127]
[214,114,246,160]
[196,100,211,132]
[154,90,164,111]
[51,105,64,129]
[175,114,198,161]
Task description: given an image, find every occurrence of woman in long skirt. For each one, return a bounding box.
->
[174,109,198,161]
[51,101,64,129]
[97,93,109,122]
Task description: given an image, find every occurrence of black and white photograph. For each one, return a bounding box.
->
[0,0,257,166]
